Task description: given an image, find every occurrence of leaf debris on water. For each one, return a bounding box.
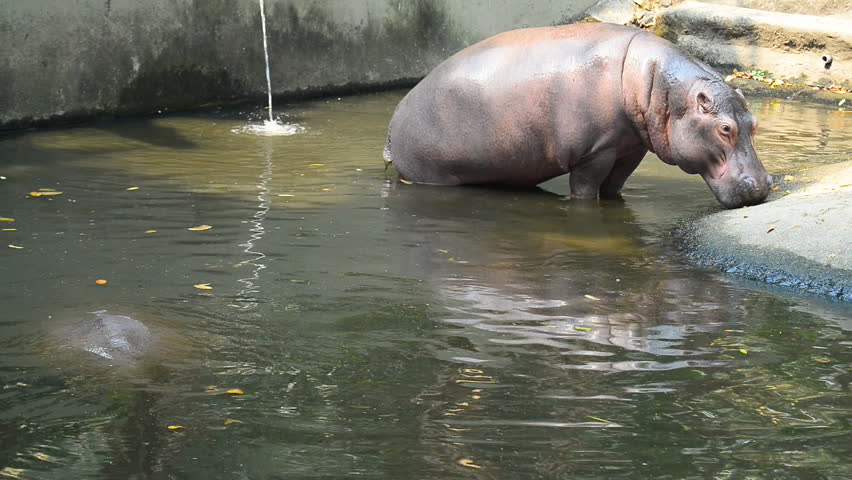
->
[126,186,140,191]
[30,191,63,197]
[187,225,213,231]
[457,459,482,470]
[574,326,592,332]
[2,228,16,231]
[224,419,241,425]
[95,279,108,285]
[145,230,157,234]
[0,218,14,222]
[584,294,600,301]
[399,178,413,185]
[167,425,184,430]
[588,416,612,423]
[8,244,23,249]
[226,388,244,395]
[739,349,748,355]
[193,283,213,290]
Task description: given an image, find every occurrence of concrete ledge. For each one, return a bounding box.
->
[657,2,852,87]
[677,162,852,301]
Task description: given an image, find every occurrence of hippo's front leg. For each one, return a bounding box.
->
[568,154,618,199]
[599,149,648,198]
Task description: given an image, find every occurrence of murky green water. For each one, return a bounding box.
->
[1,92,850,480]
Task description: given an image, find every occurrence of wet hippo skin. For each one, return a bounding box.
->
[384,23,771,208]
[62,310,154,365]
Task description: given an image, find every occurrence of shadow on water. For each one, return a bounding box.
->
[93,119,198,150]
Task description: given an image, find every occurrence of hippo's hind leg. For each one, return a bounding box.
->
[599,149,647,199]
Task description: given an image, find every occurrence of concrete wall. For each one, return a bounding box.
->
[0,0,597,130]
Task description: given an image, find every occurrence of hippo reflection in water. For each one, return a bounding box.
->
[58,310,155,366]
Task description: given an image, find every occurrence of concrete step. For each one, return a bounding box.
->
[656,1,852,88]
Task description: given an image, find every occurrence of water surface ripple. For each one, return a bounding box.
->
[0,94,850,480]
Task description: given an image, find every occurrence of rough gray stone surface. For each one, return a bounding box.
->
[657,2,852,88]
[585,0,641,25]
[678,161,852,300]
[0,0,598,131]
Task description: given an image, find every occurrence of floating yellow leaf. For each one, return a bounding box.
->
[224,419,241,425]
[309,163,325,167]
[2,228,17,231]
[546,325,557,328]
[95,279,108,285]
[126,186,140,191]
[226,388,244,395]
[145,230,157,234]
[471,395,481,400]
[584,294,600,301]
[739,349,748,355]
[193,283,213,290]
[457,459,482,469]
[30,191,63,197]
[8,244,23,249]
[399,178,413,185]
[436,249,449,254]
[167,425,184,430]
[445,426,470,432]
[321,188,331,192]
[574,326,592,332]
[0,218,14,222]
[278,194,294,197]
[187,225,212,231]
[588,416,612,423]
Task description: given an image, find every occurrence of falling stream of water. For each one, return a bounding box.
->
[259,0,274,124]
[232,0,304,136]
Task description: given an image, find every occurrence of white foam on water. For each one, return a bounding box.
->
[232,119,306,136]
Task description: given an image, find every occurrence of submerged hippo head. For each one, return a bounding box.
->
[63,311,154,365]
[669,81,771,208]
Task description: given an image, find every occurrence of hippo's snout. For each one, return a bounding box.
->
[713,173,770,209]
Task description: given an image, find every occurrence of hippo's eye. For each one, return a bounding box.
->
[720,124,732,135]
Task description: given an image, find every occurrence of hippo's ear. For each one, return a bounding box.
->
[735,88,745,99]
[697,92,714,114]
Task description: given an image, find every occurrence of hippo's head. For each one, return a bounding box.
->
[669,82,771,208]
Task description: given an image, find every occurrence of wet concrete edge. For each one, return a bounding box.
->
[674,220,851,301]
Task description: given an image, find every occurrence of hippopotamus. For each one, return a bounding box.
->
[58,310,154,366]
[383,23,771,208]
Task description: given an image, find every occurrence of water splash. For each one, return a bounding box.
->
[231,119,305,136]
